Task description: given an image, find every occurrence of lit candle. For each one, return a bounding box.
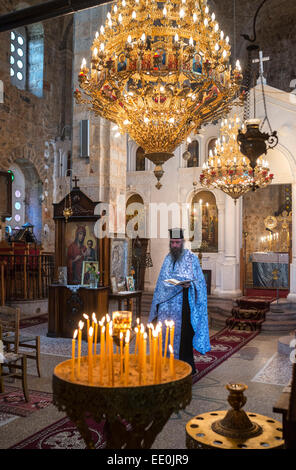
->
[169,344,176,379]
[153,329,158,384]
[93,314,98,360]
[124,330,130,386]
[77,321,84,379]
[134,327,139,355]
[143,332,147,384]
[109,325,114,386]
[71,329,78,381]
[120,331,123,380]
[148,323,152,366]
[170,321,175,349]
[88,326,94,384]
[163,320,169,364]
[83,314,90,334]
[100,325,105,384]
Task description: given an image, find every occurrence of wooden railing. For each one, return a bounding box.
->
[0,253,54,304]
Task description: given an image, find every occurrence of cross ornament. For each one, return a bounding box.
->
[252,51,270,85]
[72,176,80,188]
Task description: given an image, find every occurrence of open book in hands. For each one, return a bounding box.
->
[164,278,193,287]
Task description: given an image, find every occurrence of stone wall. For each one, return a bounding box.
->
[0,0,73,251]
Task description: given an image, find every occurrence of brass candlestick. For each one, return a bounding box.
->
[186,382,284,449]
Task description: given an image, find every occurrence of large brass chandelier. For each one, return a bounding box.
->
[75,0,243,189]
[200,116,274,201]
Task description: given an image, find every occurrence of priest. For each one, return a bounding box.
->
[149,228,211,374]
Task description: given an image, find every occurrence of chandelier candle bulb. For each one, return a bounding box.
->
[71,329,78,382]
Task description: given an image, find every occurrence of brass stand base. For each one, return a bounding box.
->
[186,411,284,449]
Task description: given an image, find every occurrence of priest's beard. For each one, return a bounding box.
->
[169,243,184,262]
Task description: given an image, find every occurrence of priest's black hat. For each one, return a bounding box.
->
[169,228,184,239]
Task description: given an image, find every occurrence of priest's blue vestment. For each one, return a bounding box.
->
[149,249,211,358]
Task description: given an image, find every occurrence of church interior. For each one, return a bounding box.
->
[0,0,296,451]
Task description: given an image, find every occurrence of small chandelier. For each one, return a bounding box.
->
[200,116,273,201]
[75,0,243,189]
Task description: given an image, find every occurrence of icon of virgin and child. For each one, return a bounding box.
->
[66,225,97,284]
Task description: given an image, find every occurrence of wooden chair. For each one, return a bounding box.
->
[0,323,29,402]
[0,306,41,377]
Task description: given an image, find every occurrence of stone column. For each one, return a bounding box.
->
[287,182,296,302]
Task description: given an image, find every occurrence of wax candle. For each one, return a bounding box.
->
[153,329,158,383]
[93,316,98,360]
[163,320,169,364]
[148,323,152,366]
[71,329,78,381]
[143,332,147,385]
[169,344,176,379]
[109,325,114,386]
[120,331,123,379]
[100,325,105,384]
[77,320,84,379]
[83,314,90,336]
[124,330,130,386]
[170,321,175,349]
[134,327,139,355]
[88,326,94,384]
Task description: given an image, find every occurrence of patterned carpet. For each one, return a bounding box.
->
[10,417,106,449]
[0,386,52,417]
[193,327,259,384]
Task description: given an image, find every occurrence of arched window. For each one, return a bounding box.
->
[10,28,27,90]
[187,140,199,167]
[136,147,146,171]
[208,138,217,157]
[190,190,218,253]
[126,194,145,237]
[10,23,44,97]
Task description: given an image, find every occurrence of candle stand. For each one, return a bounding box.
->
[186,383,284,449]
[53,356,192,449]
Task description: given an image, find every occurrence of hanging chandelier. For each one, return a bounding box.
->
[75,0,243,189]
[200,116,273,201]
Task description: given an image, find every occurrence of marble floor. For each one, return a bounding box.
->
[0,325,292,450]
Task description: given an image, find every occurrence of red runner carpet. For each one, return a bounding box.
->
[8,328,259,448]
[192,327,259,384]
[0,386,52,417]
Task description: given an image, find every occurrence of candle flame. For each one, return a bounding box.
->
[135,327,138,333]
[125,330,130,343]
[144,332,147,340]
[136,318,140,325]
[78,321,84,330]
[153,330,158,338]
[89,327,94,337]
[106,314,110,323]
[102,326,105,334]
[169,344,174,354]
[140,324,145,333]
[83,313,89,320]
[120,332,123,339]
[73,329,78,339]
[92,312,97,321]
